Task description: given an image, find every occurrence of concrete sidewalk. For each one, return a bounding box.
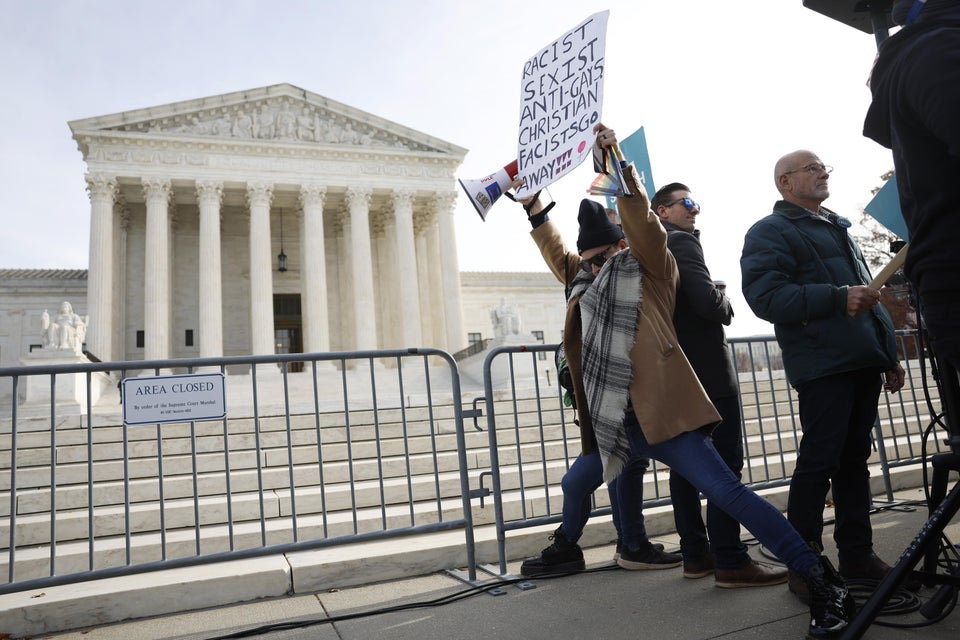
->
[32,487,960,640]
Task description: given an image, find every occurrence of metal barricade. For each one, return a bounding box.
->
[0,348,476,594]
[480,332,949,576]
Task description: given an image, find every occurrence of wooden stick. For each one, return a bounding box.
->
[869,243,909,289]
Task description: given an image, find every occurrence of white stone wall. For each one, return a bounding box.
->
[0,271,89,402]
[459,271,566,349]
[1,270,565,370]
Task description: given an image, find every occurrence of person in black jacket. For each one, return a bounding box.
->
[652,182,788,589]
[863,0,960,372]
[741,150,906,602]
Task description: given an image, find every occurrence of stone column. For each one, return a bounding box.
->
[114,197,129,361]
[425,209,446,347]
[299,184,330,353]
[196,180,224,358]
[391,189,422,348]
[414,210,435,347]
[246,182,275,355]
[344,185,377,350]
[433,191,466,352]
[142,177,172,361]
[370,208,391,348]
[332,209,354,351]
[84,173,117,362]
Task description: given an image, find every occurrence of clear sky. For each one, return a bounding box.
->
[0,0,897,337]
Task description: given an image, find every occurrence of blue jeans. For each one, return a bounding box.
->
[623,410,819,575]
[559,449,650,549]
[669,394,750,569]
[790,369,882,560]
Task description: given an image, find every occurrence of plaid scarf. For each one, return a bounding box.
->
[577,250,643,484]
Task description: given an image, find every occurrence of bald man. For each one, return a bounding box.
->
[740,150,906,603]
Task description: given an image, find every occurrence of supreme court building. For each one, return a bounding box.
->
[0,84,567,376]
[69,83,473,364]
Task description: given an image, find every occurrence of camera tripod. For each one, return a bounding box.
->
[842,348,960,638]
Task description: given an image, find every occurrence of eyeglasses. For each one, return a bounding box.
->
[784,163,833,176]
[663,197,700,211]
[580,242,619,273]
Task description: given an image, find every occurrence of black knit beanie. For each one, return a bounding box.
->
[576,199,623,253]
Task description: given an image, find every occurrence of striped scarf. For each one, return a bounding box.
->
[577,250,643,484]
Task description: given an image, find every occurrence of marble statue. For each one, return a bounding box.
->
[40,301,89,355]
[490,299,521,339]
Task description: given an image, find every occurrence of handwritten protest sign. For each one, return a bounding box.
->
[515,10,610,198]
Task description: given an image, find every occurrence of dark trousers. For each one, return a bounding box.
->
[670,394,749,569]
[788,369,882,560]
[921,296,960,373]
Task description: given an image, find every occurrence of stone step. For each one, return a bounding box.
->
[0,421,572,490]
[0,465,922,615]
[0,469,675,581]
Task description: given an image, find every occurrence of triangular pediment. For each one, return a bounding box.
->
[69,83,465,156]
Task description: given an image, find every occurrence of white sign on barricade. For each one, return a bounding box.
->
[515,10,610,198]
[122,372,226,425]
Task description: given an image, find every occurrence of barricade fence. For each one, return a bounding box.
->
[0,348,476,595]
[0,332,949,593]
[479,330,949,573]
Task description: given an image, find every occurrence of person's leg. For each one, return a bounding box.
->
[789,372,857,550]
[558,453,603,542]
[668,465,709,562]
[611,453,650,550]
[833,371,884,570]
[623,411,854,634]
[706,394,750,570]
[920,296,960,372]
[623,412,817,575]
[520,453,601,577]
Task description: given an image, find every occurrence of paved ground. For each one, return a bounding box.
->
[35,487,960,640]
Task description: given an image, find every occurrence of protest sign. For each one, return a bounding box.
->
[515,10,610,198]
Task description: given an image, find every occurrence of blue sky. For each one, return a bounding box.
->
[0,1,895,336]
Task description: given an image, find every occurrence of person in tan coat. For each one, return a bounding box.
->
[518,180,684,575]
[524,122,855,638]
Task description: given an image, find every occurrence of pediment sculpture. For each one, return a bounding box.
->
[113,100,424,151]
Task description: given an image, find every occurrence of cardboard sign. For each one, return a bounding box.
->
[515,10,610,198]
[122,372,226,425]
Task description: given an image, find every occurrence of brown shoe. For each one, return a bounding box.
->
[839,551,922,591]
[683,552,715,579]
[715,560,789,589]
[838,552,890,582]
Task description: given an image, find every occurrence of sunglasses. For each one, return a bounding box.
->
[664,197,700,211]
[580,242,619,273]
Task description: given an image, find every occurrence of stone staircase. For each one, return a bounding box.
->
[0,369,943,636]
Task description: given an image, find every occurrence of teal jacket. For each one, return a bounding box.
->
[741,200,898,386]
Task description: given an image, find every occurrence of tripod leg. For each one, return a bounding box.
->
[841,476,960,639]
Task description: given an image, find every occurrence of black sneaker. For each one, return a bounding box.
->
[617,542,682,570]
[806,574,855,639]
[614,539,663,562]
[520,527,585,577]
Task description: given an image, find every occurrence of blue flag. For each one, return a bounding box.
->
[605,126,655,211]
[864,175,909,241]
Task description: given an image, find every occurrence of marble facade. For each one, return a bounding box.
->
[68,83,469,364]
[0,85,572,391]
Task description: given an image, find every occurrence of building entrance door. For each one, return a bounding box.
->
[273,294,303,372]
